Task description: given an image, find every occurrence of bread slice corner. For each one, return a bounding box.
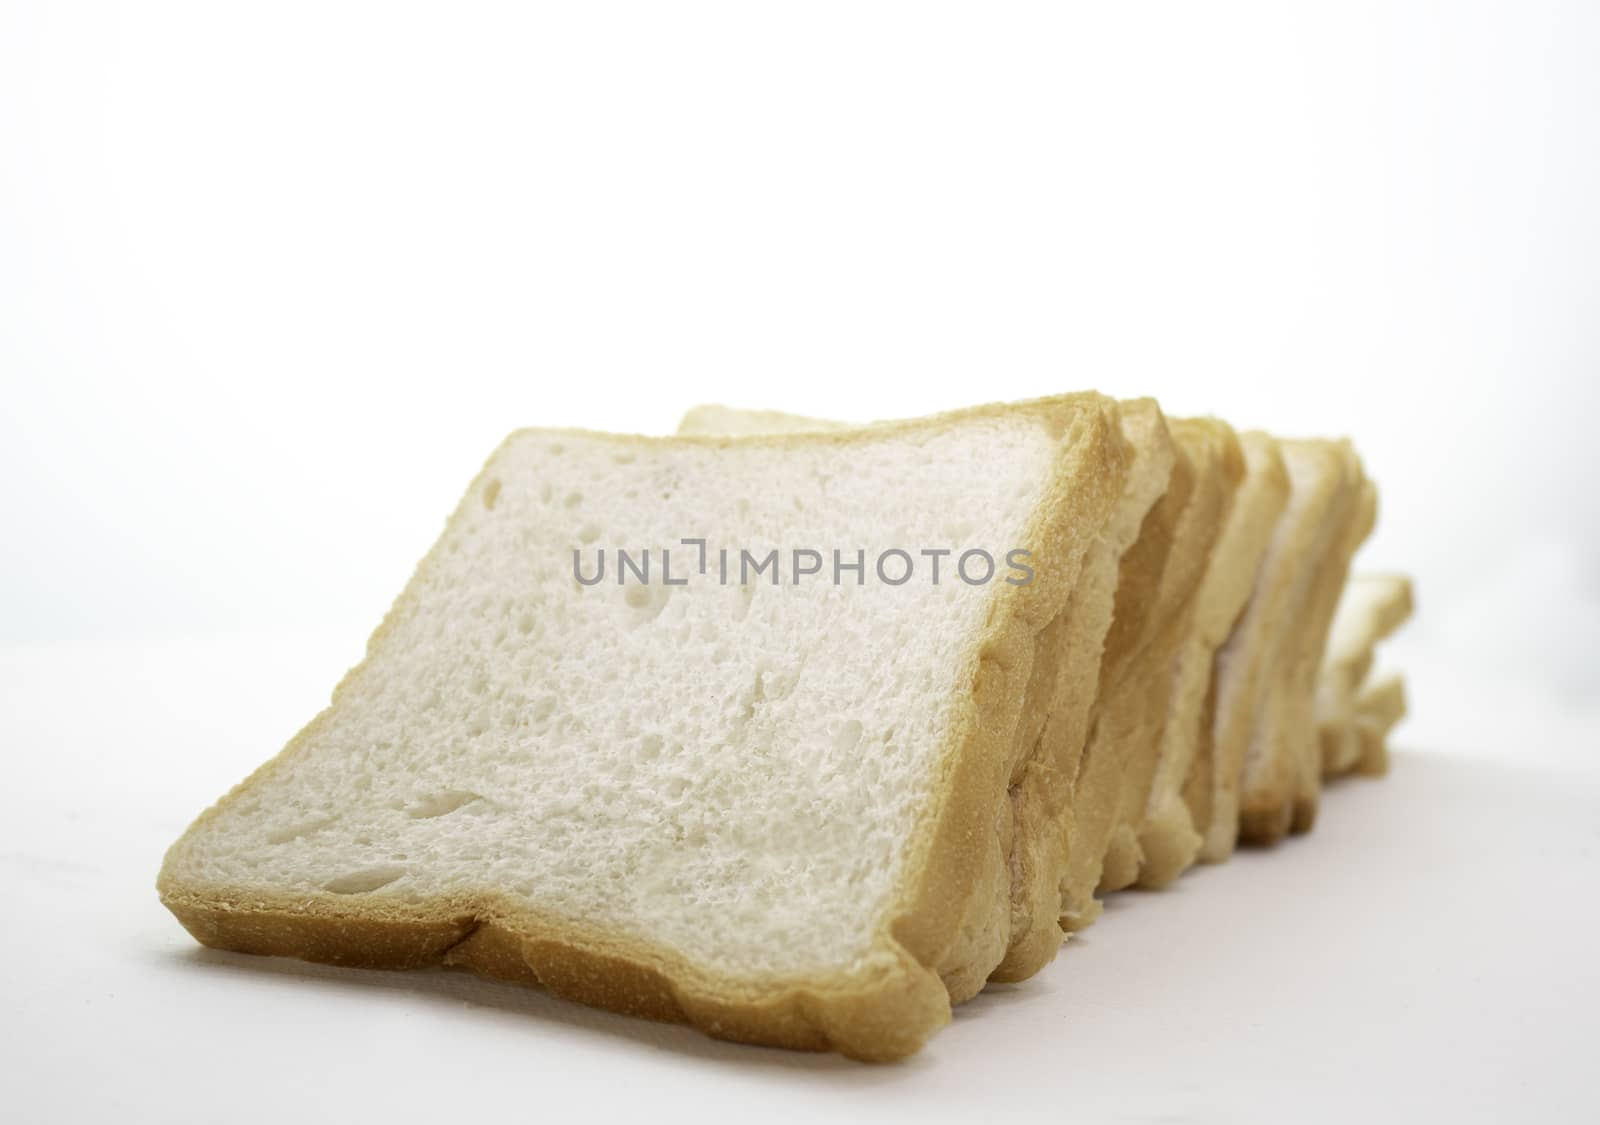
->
[1317,573,1415,777]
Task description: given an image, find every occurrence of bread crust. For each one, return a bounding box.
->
[1317,575,1414,777]
[1138,418,1278,890]
[1094,417,1239,896]
[160,396,1124,1061]
[993,399,1170,979]
[1351,673,1407,775]
[930,410,1129,1001]
[1237,440,1362,845]
[1208,432,1342,856]
[1181,432,1291,863]
[1056,413,1190,927]
[1286,473,1377,832]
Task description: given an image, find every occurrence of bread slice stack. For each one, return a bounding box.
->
[160,393,1412,1061]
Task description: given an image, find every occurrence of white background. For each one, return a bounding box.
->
[2,2,1596,1122]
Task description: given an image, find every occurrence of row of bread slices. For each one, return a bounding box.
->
[679,401,1413,933]
[158,392,1414,1064]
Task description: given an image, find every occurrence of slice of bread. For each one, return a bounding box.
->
[676,400,1171,983]
[1137,423,1284,888]
[1238,440,1368,844]
[1056,421,1197,924]
[1317,574,1414,776]
[1095,418,1241,896]
[159,397,1125,1061]
[1287,468,1376,832]
[1351,672,1408,775]
[677,404,1054,995]
[675,407,1100,1004]
[995,399,1172,979]
[1179,432,1290,863]
[1217,437,1348,856]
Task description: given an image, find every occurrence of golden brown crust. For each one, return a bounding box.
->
[910,401,1126,1001]
[1236,440,1354,846]
[1180,673,1223,846]
[1132,418,1250,889]
[991,566,1114,977]
[1096,417,1240,895]
[162,887,950,1058]
[1288,475,1377,832]
[159,395,1124,1061]
[1204,437,1307,854]
[1352,674,1407,775]
[1183,433,1291,862]
[992,400,1159,981]
[1058,412,1187,927]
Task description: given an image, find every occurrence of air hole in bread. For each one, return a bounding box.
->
[482,479,502,510]
[577,522,601,544]
[405,790,482,819]
[564,491,583,508]
[623,585,672,623]
[265,816,336,845]
[324,867,405,894]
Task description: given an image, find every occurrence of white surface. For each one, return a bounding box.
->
[2,1,1597,1120]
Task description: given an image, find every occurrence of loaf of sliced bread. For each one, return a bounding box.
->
[159,397,1126,1060]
